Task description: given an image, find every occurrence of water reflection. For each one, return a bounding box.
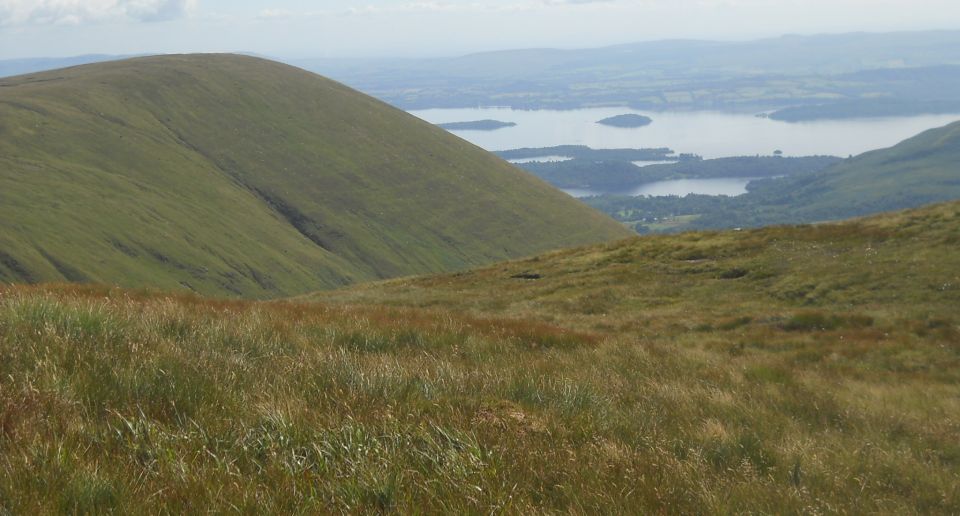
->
[412,107,960,158]
[563,177,758,198]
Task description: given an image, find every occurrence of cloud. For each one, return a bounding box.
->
[337,0,622,16]
[0,0,196,26]
[257,9,295,20]
[246,0,628,22]
[545,0,615,4]
[129,0,195,22]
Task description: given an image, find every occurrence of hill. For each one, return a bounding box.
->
[581,121,960,232]
[315,200,960,325]
[299,30,960,111]
[687,120,960,229]
[753,120,960,221]
[12,33,960,115]
[2,201,959,512]
[0,54,630,297]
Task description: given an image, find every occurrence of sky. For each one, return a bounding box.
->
[1,0,960,60]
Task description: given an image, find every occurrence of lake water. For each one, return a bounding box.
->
[507,155,573,164]
[411,107,960,159]
[632,160,679,167]
[564,177,758,198]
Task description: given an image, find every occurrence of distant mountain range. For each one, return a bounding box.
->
[292,30,960,113]
[7,31,960,116]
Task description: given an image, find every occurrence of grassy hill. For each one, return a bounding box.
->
[0,54,630,297]
[753,120,960,222]
[2,201,958,512]
[584,121,960,232]
[316,200,960,328]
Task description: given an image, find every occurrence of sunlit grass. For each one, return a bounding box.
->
[3,202,960,512]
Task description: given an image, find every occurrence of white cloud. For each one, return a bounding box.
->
[257,9,295,20]
[544,0,614,4]
[0,0,196,26]
[335,0,623,16]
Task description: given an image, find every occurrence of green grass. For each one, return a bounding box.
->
[0,54,630,298]
[642,214,700,232]
[2,201,959,512]
[318,200,960,324]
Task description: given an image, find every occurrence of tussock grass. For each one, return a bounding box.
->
[0,285,618,513]
[2,285,958,513]
[3,203,960,512]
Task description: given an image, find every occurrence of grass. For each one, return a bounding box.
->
[0,54,630,298]
[642,214,701,232]
[1,201,959,512]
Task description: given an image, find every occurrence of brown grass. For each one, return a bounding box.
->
[3,202,960,512]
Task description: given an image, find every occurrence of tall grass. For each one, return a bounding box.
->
[1,281,958,513]
[2,204,959,512]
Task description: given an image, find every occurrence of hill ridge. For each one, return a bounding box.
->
[0,54,630,297]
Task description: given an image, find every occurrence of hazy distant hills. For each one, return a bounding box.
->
[304,30,960,82]
[0,54,630,297]
[8,31,960,115]
[295,30,960,112]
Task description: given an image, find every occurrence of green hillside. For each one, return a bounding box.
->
[2,201,958,513]
[0,54,630,297]
[759,120,960,221]
[316,200,960,325]
[584,121,960,232]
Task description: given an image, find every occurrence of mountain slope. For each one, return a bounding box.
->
[731,120,960,225]
[314,201,960,326]
[790,120,960,214]
[0,54,630,297]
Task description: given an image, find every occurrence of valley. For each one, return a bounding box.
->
[3,18,960,514]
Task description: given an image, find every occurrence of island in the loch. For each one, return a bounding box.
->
[437,119,517,131]
[596,114,653,128]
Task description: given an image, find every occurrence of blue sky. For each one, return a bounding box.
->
[2,0,960,59]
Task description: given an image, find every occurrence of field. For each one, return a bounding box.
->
[2,201,960,512]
